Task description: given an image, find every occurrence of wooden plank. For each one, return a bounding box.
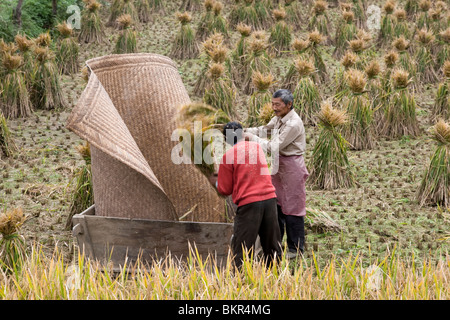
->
[71,206,233,269]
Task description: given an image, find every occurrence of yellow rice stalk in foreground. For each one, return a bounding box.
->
[1,243,450,299]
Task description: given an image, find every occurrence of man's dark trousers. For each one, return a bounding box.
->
[277,204,305,254]
[231,198,282,268]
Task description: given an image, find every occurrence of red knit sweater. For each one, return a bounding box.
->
[217,140,277,207]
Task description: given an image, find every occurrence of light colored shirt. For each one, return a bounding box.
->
[245,109,306,156]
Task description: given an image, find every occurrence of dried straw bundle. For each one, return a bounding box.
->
[170,12,199,60]
[269,9,292,57]
[308,30,328,83]
[365,59,384,129]
[180,0,202,12]
[429,8,443,36]
[379,0,396,46]
[31,47,67,110]
[436,28,450,69]
[307,100,355,190]
[0,53,33,119]
[241,31,272,95]
[114,14,138,54]
[417,0,432,30]
[229,0,263,30]
[247,71,275,126]
[414,28,438,84]
[79,0,105,43]
[230,23,252,75]
[417,119,450,208]
[341,68,375,150]
[66,141,93,230]
[333,9,357,58]
[350,0,367,29]
[136,0,152,23]
[196,0,216,41]
[108,0,139,28]
[194,33,230,97]
[203,62,237,119]
[333,51,359,102]
[210,1,228,38]
[284,0,303,31]
[281,38,311,91]
[0,207,27,272]
[292,59,321,125]
[258,102,275,125]
[393,9,410,39]
[175,102,230,176]
[308,0,331,43]
[0,111,17,159]
[380,68,420,138]
[55,22,80,75]
[430,61,450,122]
[392,36,417,89]
[405,0,419,18]
[149,0,165,13]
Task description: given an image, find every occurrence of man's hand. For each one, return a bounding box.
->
[243,132,255,141]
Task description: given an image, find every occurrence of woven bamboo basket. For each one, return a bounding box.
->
[67,53,228,222]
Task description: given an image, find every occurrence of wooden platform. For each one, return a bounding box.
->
[72,205,234,270]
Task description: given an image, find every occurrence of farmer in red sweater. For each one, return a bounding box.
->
[216,121,282,268]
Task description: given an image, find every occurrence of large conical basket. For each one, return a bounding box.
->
[66,53,228,223]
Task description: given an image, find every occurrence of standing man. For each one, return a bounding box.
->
[244,89,309,258]
[216,121,282,269]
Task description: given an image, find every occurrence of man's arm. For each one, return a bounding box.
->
[216,161,233,196]
[246,122,301,155]
[244,116,277,137]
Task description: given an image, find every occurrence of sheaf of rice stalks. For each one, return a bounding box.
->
[295,58,315,77]
[208,62,225,79]
[416,28,435,45]
[349,38,366,53]
[273,8,286,21]
[14,34,33,52]
[56,21,74,37]
[432,119,450,145]
[212,1,223,15]
[0,208,26,237]
[392,36,409,51]
[340,2,353,12]
[394,8,407,21]
[343,10,354,23]
[384,50,399,67]
[392,68,410,89]
[439,28,450,43]
[2,53,22,71]
[292,38,310,52]
[313,0,328,15]
[365,60,381,79]
[202,32,225,53]
[341,51,358,68]
[443,60,450,78]
[308,30,324,45]
[318,100,348,127]
[252,71,275,91]
[345,68,367,93]
[419,0,431,12]
[383,0,396,14]
[236,23,252,37]
[117,13,133,28]
[176,11,192,24]
[35,32,52,47]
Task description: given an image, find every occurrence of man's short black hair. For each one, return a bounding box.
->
[223,121,243,145]
[273,89,294,109]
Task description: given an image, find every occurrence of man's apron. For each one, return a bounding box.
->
[271,155,309,217]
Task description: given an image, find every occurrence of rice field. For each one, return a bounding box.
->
[1,0,450,300]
